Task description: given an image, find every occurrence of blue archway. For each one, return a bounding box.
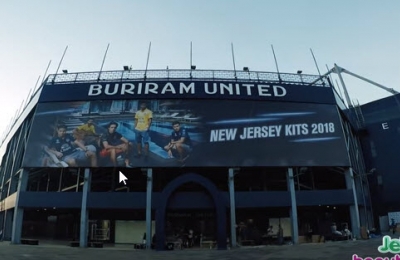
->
[155,173,227,250]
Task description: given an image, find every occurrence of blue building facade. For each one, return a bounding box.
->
[359,94,400,222]
[0,69,371,249]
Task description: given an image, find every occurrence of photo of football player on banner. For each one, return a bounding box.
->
[22,99,350,168]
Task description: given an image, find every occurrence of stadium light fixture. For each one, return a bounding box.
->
[243,67,249,72]
[191,65,196,70]
[62,70,68,74]
[297,70,304,83]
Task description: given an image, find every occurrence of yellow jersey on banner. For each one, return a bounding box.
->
[135,109,153,131]
[77,124,96,134]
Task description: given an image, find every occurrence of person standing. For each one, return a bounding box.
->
[134,102,153,161]
[391,218,397,234]
[277,224,284,245]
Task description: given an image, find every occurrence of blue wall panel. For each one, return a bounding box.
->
[18,190,355,210]
[88,192,148,209]
[235,191,291,207]
[296,190,353,206]
[19,192,82,208]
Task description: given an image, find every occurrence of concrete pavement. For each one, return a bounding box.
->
[0,237,397,260]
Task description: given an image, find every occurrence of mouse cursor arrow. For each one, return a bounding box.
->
[119,171,128,185]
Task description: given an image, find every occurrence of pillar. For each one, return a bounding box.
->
[0,212,3,240]
[3,210,13,241]
[145,168,153,249]
[287,168,298,244]
[80,168,91,247]
[228,168,237,248]
[345,167,360,238]
[11,169,29,244]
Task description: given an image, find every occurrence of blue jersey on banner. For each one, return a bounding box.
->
[171,128,192,147]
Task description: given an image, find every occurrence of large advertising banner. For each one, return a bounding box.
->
[22,99,350,168]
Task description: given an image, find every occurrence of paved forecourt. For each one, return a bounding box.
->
[0,237,397,260]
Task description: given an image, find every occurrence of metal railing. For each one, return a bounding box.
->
[44,69,330,87]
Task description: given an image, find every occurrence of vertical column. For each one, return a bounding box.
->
[287,168,298,244]
[359,177,371,229]
[358,209,366,230]
[345,167,360,238]
[334,63,352,108]
[0,212,3,240]
[146,168,153,249]
[3,210,13,240]
[11,169,29,244]
[367,210,374,230]
[7,172,18,196]
[228,168,237,248]
[80,168,91,247]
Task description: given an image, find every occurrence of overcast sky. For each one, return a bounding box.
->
[1,0,399,139]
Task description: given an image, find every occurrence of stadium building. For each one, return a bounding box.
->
[359,94,400,229]
[0,67,379,250]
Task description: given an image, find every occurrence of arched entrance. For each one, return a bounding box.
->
[155,173,227,250]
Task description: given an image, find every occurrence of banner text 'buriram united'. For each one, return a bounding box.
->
[38,80,336,104]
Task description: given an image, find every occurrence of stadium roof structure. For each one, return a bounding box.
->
[46,69,330,87]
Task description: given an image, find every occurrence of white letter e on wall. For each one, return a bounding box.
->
[382,122,389,130]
